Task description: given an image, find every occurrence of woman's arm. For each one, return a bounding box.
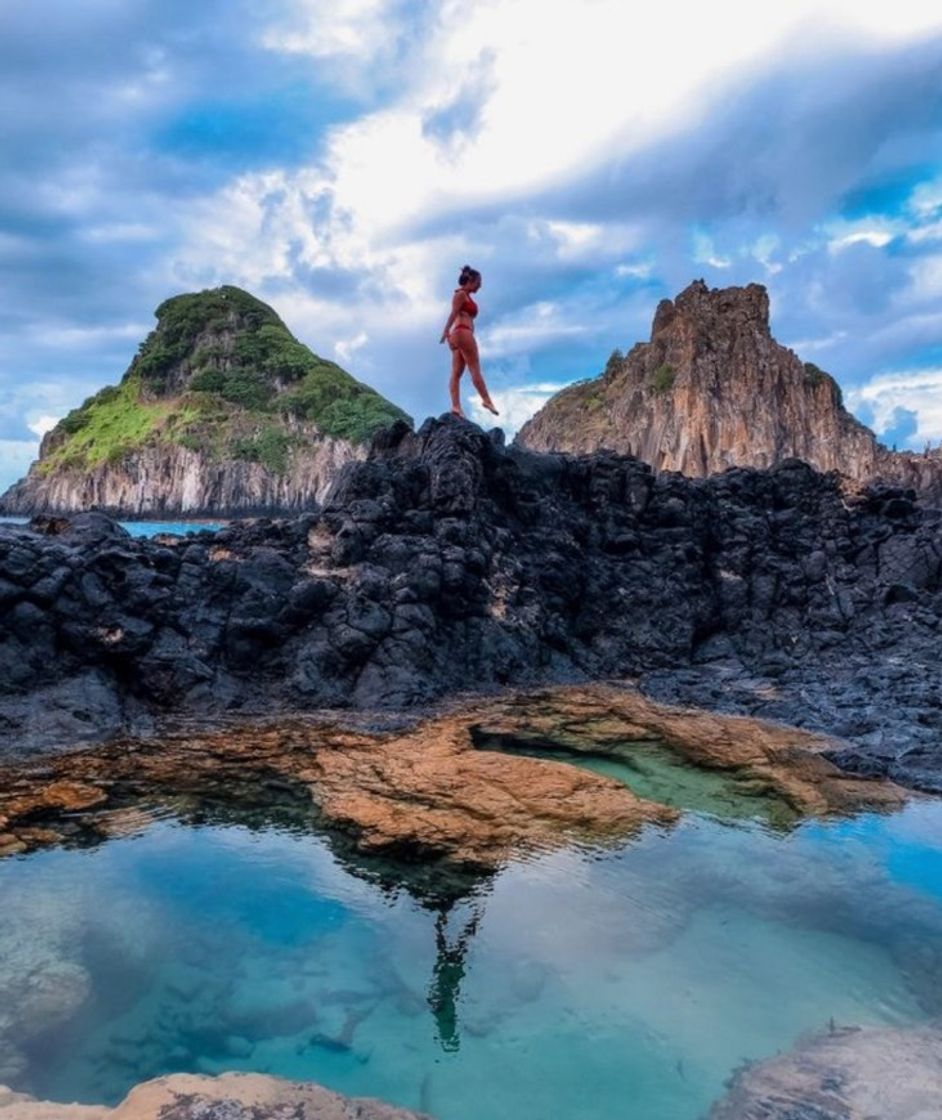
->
[439,290,466,343]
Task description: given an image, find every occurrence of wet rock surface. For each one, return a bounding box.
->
[2,415,942,790]
[0,685,904,873]
[707,1023,942,1119]
[0,1072,428,1119]
[1,680,896,873]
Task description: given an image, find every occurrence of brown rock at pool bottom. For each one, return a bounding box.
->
[0,1072,428,1119]
[0,684,905,869]
[707,1023,942,1119]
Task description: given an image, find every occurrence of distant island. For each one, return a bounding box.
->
[0,286,410,517]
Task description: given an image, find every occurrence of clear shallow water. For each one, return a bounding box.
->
[476,736,801,827]
[0,516,223,537]
[2,788,941,1119]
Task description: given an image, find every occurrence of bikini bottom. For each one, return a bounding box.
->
[449,324,474,350]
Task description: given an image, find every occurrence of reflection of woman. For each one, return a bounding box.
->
[439,264,499,418]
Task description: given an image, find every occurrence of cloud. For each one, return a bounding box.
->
[847,369,942,447]
[4,1,942,493]
[467,382,571,435]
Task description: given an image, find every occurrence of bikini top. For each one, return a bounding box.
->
[456,288,478,318]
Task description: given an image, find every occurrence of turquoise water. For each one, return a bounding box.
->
[474,734,801,826]
[2,791,941,1118]
[0,516,223,536]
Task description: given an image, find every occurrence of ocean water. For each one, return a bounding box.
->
[2,766,941,1118]
[0,516,223,537]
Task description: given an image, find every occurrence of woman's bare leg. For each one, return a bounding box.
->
[449,344,466,416]
[458,334,498,414]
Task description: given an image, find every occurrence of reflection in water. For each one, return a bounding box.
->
[428,901,484,1052]
[1,766,940,1119]
[472,729,800,826]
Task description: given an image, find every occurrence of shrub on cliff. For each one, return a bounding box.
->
[651,363,675,393]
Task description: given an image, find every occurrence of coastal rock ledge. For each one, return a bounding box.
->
[708,1023,942,1119]
[2,414,942,790]
[0,1072,427,1119]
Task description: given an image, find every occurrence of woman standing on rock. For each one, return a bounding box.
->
[439,265,499,419]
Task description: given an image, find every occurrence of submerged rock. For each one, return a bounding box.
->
[0,1072,428,1119]
[707,1023,942,1119]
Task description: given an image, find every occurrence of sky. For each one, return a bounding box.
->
[3,0,942,489]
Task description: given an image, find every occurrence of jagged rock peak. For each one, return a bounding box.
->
[651,279,770,339]
[516,279,942,505]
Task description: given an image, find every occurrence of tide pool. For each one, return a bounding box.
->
[1,781,940,1119]
[0,516,224,537]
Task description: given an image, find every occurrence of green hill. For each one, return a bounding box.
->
[40,286,410,477]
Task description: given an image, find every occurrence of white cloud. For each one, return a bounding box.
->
[481,302,589,357]
[467,381,570,435]
[828,230,895,252]
[615,261,654,280]
[335,331,368,364]
[907,175,942,218]
[905,254,942,301]
[209,0,942,304]
[847,368,942,445]
[27,415,59,439]
[0,439,41,480]
[692,232,731,269]
[262,0,396,57]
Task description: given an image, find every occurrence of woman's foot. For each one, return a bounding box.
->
[450,406,465,419]
[482,399,499,415]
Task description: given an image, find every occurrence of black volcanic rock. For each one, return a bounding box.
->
[2,414,942,789]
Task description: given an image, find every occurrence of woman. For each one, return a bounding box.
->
[439,264,499,418]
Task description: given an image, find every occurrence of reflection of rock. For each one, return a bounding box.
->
[708,1024,942,1119]
[0,1072,428,1118]
[0,685,904,876]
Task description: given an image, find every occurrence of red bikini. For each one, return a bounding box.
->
[451,288,478,332]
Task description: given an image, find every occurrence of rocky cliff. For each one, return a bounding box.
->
[2,415,941,790]
[516,280,942,503]
[0,286,410,516]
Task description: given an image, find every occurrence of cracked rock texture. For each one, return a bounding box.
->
[1,414,941,790]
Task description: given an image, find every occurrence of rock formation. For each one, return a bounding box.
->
[708,1024,942,1120]
[0,1073,428,1120]
[517,279,942,504]
[1,414,941,790]
[0,286,410,517]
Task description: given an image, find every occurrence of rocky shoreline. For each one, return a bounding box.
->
[0,1073,428,1119]
[2,414,941,790]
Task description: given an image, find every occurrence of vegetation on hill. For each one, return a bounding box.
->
[40,286,411,475]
